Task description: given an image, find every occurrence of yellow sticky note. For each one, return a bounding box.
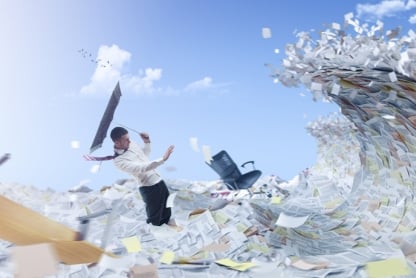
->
[213,212,229,225]
[121,236,141,253]
[215,258,256,271]
[271,196,282,204]
[397,224,412,233]
[216,258,239,268]
[160,251,175,265]
[366,258,412,278]
[324,197,342,209]
[331,210,348,218]
[236,223,248,232]
[233,262,256,271]
[380,197,389,206]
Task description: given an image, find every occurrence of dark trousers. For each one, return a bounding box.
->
[139,180,171,226]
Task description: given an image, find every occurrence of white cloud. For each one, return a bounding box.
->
[407,0,416,9]
[80,45,225,97]
[123,68,163,95]
[409,13,416,22]
[184,77,213,92]
[80,44,162,96]
[356,0,416,19]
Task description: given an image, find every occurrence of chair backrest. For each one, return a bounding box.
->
[207,150,241,181]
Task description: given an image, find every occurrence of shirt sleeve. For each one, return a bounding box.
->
[142,142,151,156]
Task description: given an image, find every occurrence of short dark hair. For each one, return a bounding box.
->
[110,127,128,142]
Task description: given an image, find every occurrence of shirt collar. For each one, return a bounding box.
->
[114,147,127,155]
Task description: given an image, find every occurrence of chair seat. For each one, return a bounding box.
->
[236,170,262,189]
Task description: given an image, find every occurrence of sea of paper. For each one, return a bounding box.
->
[3,13,416,278]
[1,142,415,278]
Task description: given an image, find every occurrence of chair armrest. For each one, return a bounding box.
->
[76,209,112,240]
[77,208,112,222]
[241,161,255,169]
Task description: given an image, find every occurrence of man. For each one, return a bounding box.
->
[110,126,174,226]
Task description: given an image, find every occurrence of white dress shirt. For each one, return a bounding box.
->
[113,141,164,187]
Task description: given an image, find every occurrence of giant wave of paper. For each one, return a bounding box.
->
[262,12,416,276]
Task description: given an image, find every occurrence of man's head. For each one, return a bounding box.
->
[110,127,130,149]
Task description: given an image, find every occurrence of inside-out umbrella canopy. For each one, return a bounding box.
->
[89,82,122,153]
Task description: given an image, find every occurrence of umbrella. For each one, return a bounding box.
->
[89,81,122,153]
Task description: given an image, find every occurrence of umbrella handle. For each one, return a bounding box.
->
[116,123,141,135]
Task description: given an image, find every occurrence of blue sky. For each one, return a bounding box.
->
[1,0,416,191]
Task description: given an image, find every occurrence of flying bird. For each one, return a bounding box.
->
[77,48,112,68]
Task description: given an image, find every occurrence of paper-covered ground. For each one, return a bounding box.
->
[0,113,413,278]
[3,13,416,277]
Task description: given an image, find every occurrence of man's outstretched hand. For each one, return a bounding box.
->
[163,145,175,161]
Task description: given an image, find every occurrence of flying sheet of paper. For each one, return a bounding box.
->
[11,243,58,278]
[121,236,142,253]
[311,82,323,91]
[70,140,80,149]
[331,83,340,95]
[202,145,213,164]
[388,71,398,82]
[189,137,199,152]
[262,27,272,39]
[331,22,341,30]
[90,164,100,173]
[275,212,309,228]
[166,192,177,208]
